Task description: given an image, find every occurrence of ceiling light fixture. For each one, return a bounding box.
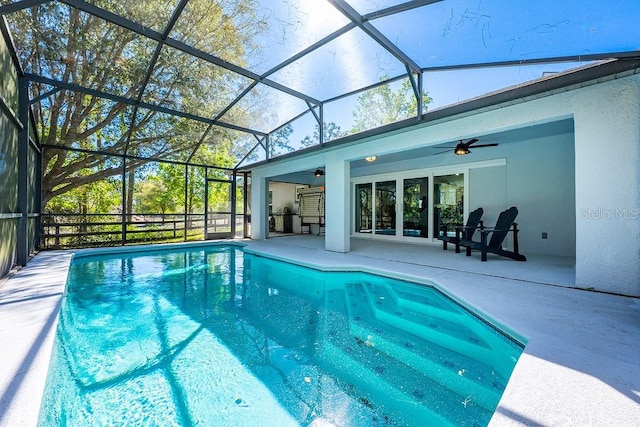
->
[314,168,324,177]
[365,156,377,162]
[454,144,469,156]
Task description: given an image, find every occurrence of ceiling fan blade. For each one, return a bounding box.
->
[465,138,479,146]
[431,149,452,156]
[470,143,498,148]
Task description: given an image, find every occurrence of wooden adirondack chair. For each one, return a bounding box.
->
[458,206,526,261]
[439,207,484,253]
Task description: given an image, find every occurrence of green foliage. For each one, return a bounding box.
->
[270,124,295,157]
[439,205,463,225]
[403,184,423,223]
[8,0,257,210]
[135,179,176,216]
[351,78,432,133]
[45,176,120,214]
[301,122,348,148]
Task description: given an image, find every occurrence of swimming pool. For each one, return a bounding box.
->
[38,244,524,426]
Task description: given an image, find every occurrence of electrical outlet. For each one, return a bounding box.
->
[542,232,548,239]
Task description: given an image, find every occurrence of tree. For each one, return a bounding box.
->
[351,78,432,133]
[44,171,120,215]
[301,122,348,147]
[269,124,294,157]
[8,0,261,210]
[135,179,176,218]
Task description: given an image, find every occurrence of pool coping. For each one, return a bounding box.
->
[1,240,639,426]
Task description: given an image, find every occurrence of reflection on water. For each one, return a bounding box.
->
[39,246,523,427]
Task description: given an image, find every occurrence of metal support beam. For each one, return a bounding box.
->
[35,139,42,249]
[327,0,422,74]
[404,65,423,118]
[25,74,268,137]
[230,169,237,238]
[40,143,233,171]
[323,72,407,104]
[261,23,355,78]
[29,86,60,105]
[0,16,24,76]
[306,100,321,124]
[204,167,209,239]
[406,65,419,99]
[187,81,260,163]
[58,0,320,105]
[184,165,189,241]
[124,0,190,157]
[17,77,29,265]
[362,0,444,20]
[420,52,640,72]
[0,0,53,17]
[233,139,263,170]
[185,123,212,164]
[121,156,127,245]
[417,72,424,117]
[243,172,249,238]
[319,104,324,146]
[255,134,266,151]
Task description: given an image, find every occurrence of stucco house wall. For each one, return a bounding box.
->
[251,71,640,296]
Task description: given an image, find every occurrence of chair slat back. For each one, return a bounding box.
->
[463,207,484,240]
[488,206,518,248]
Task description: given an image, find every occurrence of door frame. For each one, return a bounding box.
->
[204,173,236,240]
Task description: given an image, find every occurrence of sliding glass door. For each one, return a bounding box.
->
[355,183,372,234]
[353,169,469,242]
[375,181,396,235]
[433,174,464,238]
[403,177,429,238]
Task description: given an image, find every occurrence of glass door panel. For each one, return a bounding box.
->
[355,183,372,233]
[433,174,464,238]
[375,180,396,235]
[403,177,429,238]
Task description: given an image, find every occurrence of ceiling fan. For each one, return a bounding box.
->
[433,138,499,156]
[454,138,498,155]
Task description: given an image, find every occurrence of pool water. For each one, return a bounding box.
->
[38,245,524,426]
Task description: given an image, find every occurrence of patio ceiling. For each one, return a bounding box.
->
[1,0,638,170]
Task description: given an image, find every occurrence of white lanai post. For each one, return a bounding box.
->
[250,171,268,240]
[324,153,350,253]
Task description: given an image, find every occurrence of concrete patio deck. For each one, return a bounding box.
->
[1,237,638,426]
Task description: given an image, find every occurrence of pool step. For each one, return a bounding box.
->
[347,281,516,378]
[387,282,520,360]
[352,283,492,358]
[348,321,502,411]
[316,342,453,426]
[326,287,504,412]
[362,281,485,345]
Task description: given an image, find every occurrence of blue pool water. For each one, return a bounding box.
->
[39,245,524,426]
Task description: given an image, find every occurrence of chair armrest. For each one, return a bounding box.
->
[456,224,479,230]
[480,222,519,235]
[441,223,463,231]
